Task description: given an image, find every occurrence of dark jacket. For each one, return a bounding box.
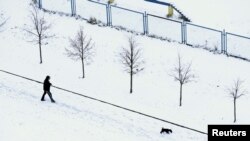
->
[43,77,51,91]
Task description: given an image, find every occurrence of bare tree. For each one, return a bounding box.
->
[66,27,94,78]
[171,54,195,106]
[24,4,53,64]
[119,36,144,94]
[228,79,247,123]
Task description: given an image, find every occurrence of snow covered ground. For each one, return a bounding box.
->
[0,72,207,141]
[1,0,250,141]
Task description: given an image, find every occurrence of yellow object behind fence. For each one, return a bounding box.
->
[108,0,115,4]
[167,6,173,17]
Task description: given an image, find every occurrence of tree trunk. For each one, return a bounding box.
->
[179,83,183,106]
[130,73,133,94]
[39,38,42,64]
[234,98,236,123]
[130,71,133,94]
[82,58,85,78]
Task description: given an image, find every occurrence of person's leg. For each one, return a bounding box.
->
[41,91,46,101]
[47,91,55,103]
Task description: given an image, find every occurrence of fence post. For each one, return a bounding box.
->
[106,4,109,26]
[184,22,187,44]
[181,22,184,43]
[224,30,227,55]
[181,21,187,44]
[71,0,73,16]
[146,12,149,34]
[74,0,76,15]
[109,5,112,26]
[106,3,112,26]
[71,0,76,16]
[143,12,148,35]
[38,0,42,9]
[221,30,224,54]
[221,29,227,54]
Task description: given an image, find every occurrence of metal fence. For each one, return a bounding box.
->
[110,5,145,33]
[76,0,108,24]
[42,0,71,14]
[186,23,223,53]
[38,0,250,61]
[147,14,182,42]
[226,32,250,60]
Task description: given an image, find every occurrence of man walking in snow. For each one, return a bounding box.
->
[41,75,55,103]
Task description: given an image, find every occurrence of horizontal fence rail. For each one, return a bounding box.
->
[186,23,221,33]
[76,0,108,24]
[226,32,250,61]
[42,0,71,14]
[227,32,250,40]
[147,14,182,42]
[0,69,207,135]
[147,14,182,24]
[186,23,223,53]
[110,5,145,33]
[111,5,144,15]
[38,0,250,61]
[88,0,107,5]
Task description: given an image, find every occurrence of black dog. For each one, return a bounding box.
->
[160,128,172,134]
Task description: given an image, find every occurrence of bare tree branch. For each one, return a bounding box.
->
[170,53,195,106]
[228,79,247,99]
[23,28,39,37]
[24,4,53,64]
[66,26,95,78]
[119,36,144,93]
[227,78,247,123]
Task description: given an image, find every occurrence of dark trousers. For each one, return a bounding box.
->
[41,90,55,102]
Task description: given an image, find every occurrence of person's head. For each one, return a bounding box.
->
[45,75,50,80]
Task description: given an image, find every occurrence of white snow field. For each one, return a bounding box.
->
[1,0,250,141]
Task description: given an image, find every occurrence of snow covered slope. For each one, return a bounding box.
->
[0,73,206,141]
